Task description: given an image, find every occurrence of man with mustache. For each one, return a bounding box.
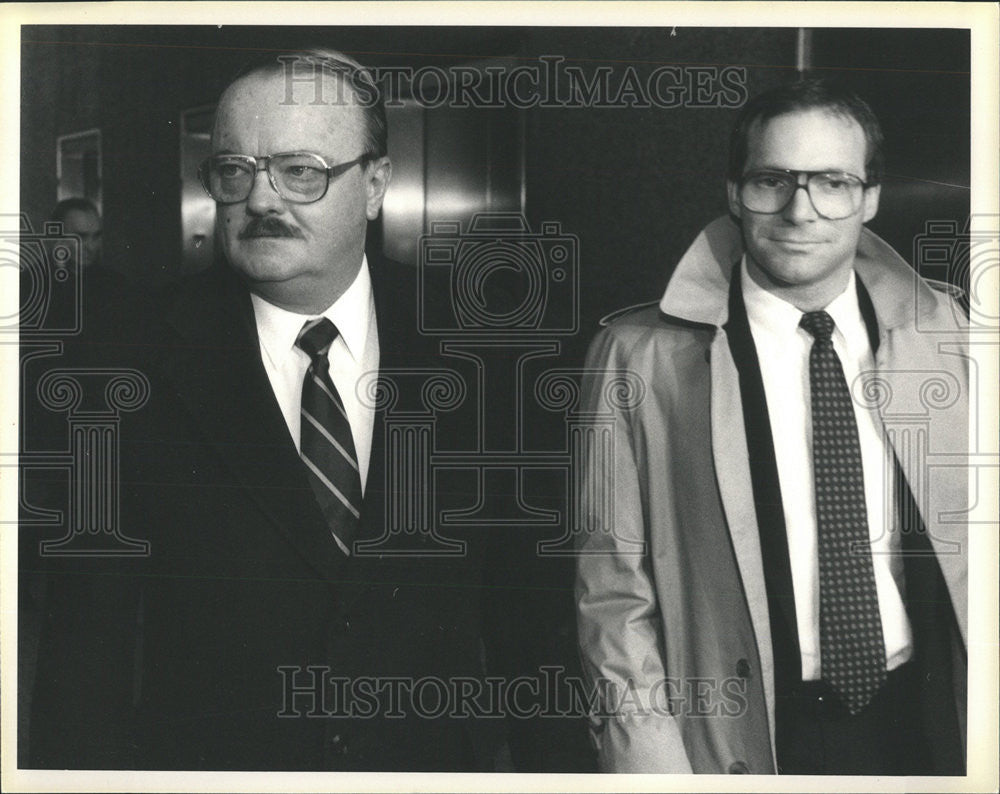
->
[28,49,507,771]
[576,79,968,775]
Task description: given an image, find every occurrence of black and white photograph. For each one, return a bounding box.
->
[2,2,998,791]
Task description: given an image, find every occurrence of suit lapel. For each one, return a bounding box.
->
[156,266,348,584]
[355,254,424,546]
[356,254,392,545]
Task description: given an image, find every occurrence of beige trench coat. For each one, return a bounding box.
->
[576,216,969,773]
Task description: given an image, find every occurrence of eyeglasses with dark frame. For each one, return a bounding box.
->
[736,168,874,220]
[198,151,371,205]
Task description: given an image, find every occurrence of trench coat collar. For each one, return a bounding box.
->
[659,215,940,332]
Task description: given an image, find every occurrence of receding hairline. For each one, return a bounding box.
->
[216,66,362,111]
[211,68,368,140]
[212,49,389,160]
[727,78,885,184]
[225,59,363,97]
[740,106,873,164]
[748,104,869,130]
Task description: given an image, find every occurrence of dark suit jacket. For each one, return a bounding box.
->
[27,255,503,770]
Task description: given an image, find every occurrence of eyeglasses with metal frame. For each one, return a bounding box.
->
[198,151,370,205]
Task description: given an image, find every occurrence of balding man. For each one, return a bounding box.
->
[29,49,500,771]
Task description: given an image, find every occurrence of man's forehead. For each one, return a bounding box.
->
[214,69,364,147]
[744,108,868,166]
[219,69,358,116]
[748,108,865,144]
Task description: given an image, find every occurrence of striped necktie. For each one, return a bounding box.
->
[295,317,362,555]
[801,309,886,715]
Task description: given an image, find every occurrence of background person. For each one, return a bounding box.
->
[50,197,103,269]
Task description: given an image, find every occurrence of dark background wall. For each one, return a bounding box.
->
[21,25,969,365]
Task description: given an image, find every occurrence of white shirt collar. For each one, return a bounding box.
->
[251,254,374,369]
[740,256,869,356]
[740,256,804,337]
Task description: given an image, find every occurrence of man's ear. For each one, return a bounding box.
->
[365,156,392,220]
[726,180,743,219]
[861,183,880,224]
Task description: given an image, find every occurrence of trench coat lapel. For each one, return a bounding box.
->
[852,238,969,645]
[664,215,969,708]
[872,351,968,646]
[708,323,777,758]
[660,217,778,753]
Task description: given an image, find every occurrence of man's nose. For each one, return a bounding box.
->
[782,180,819,222]
[245,167,284,215]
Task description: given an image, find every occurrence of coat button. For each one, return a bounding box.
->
[331,733,349,754]
[736,658,751,678]
[728,760,750,774]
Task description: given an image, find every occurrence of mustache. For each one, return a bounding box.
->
[238,217,303,240]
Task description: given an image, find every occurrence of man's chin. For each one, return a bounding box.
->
[747,250,857,307]
[228,255,302,283]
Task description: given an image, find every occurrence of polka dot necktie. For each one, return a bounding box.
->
[296,318,362,556]
[800,310,886,715]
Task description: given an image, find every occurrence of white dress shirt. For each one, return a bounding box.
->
[251,256,379,493]
[741,258,913,680]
